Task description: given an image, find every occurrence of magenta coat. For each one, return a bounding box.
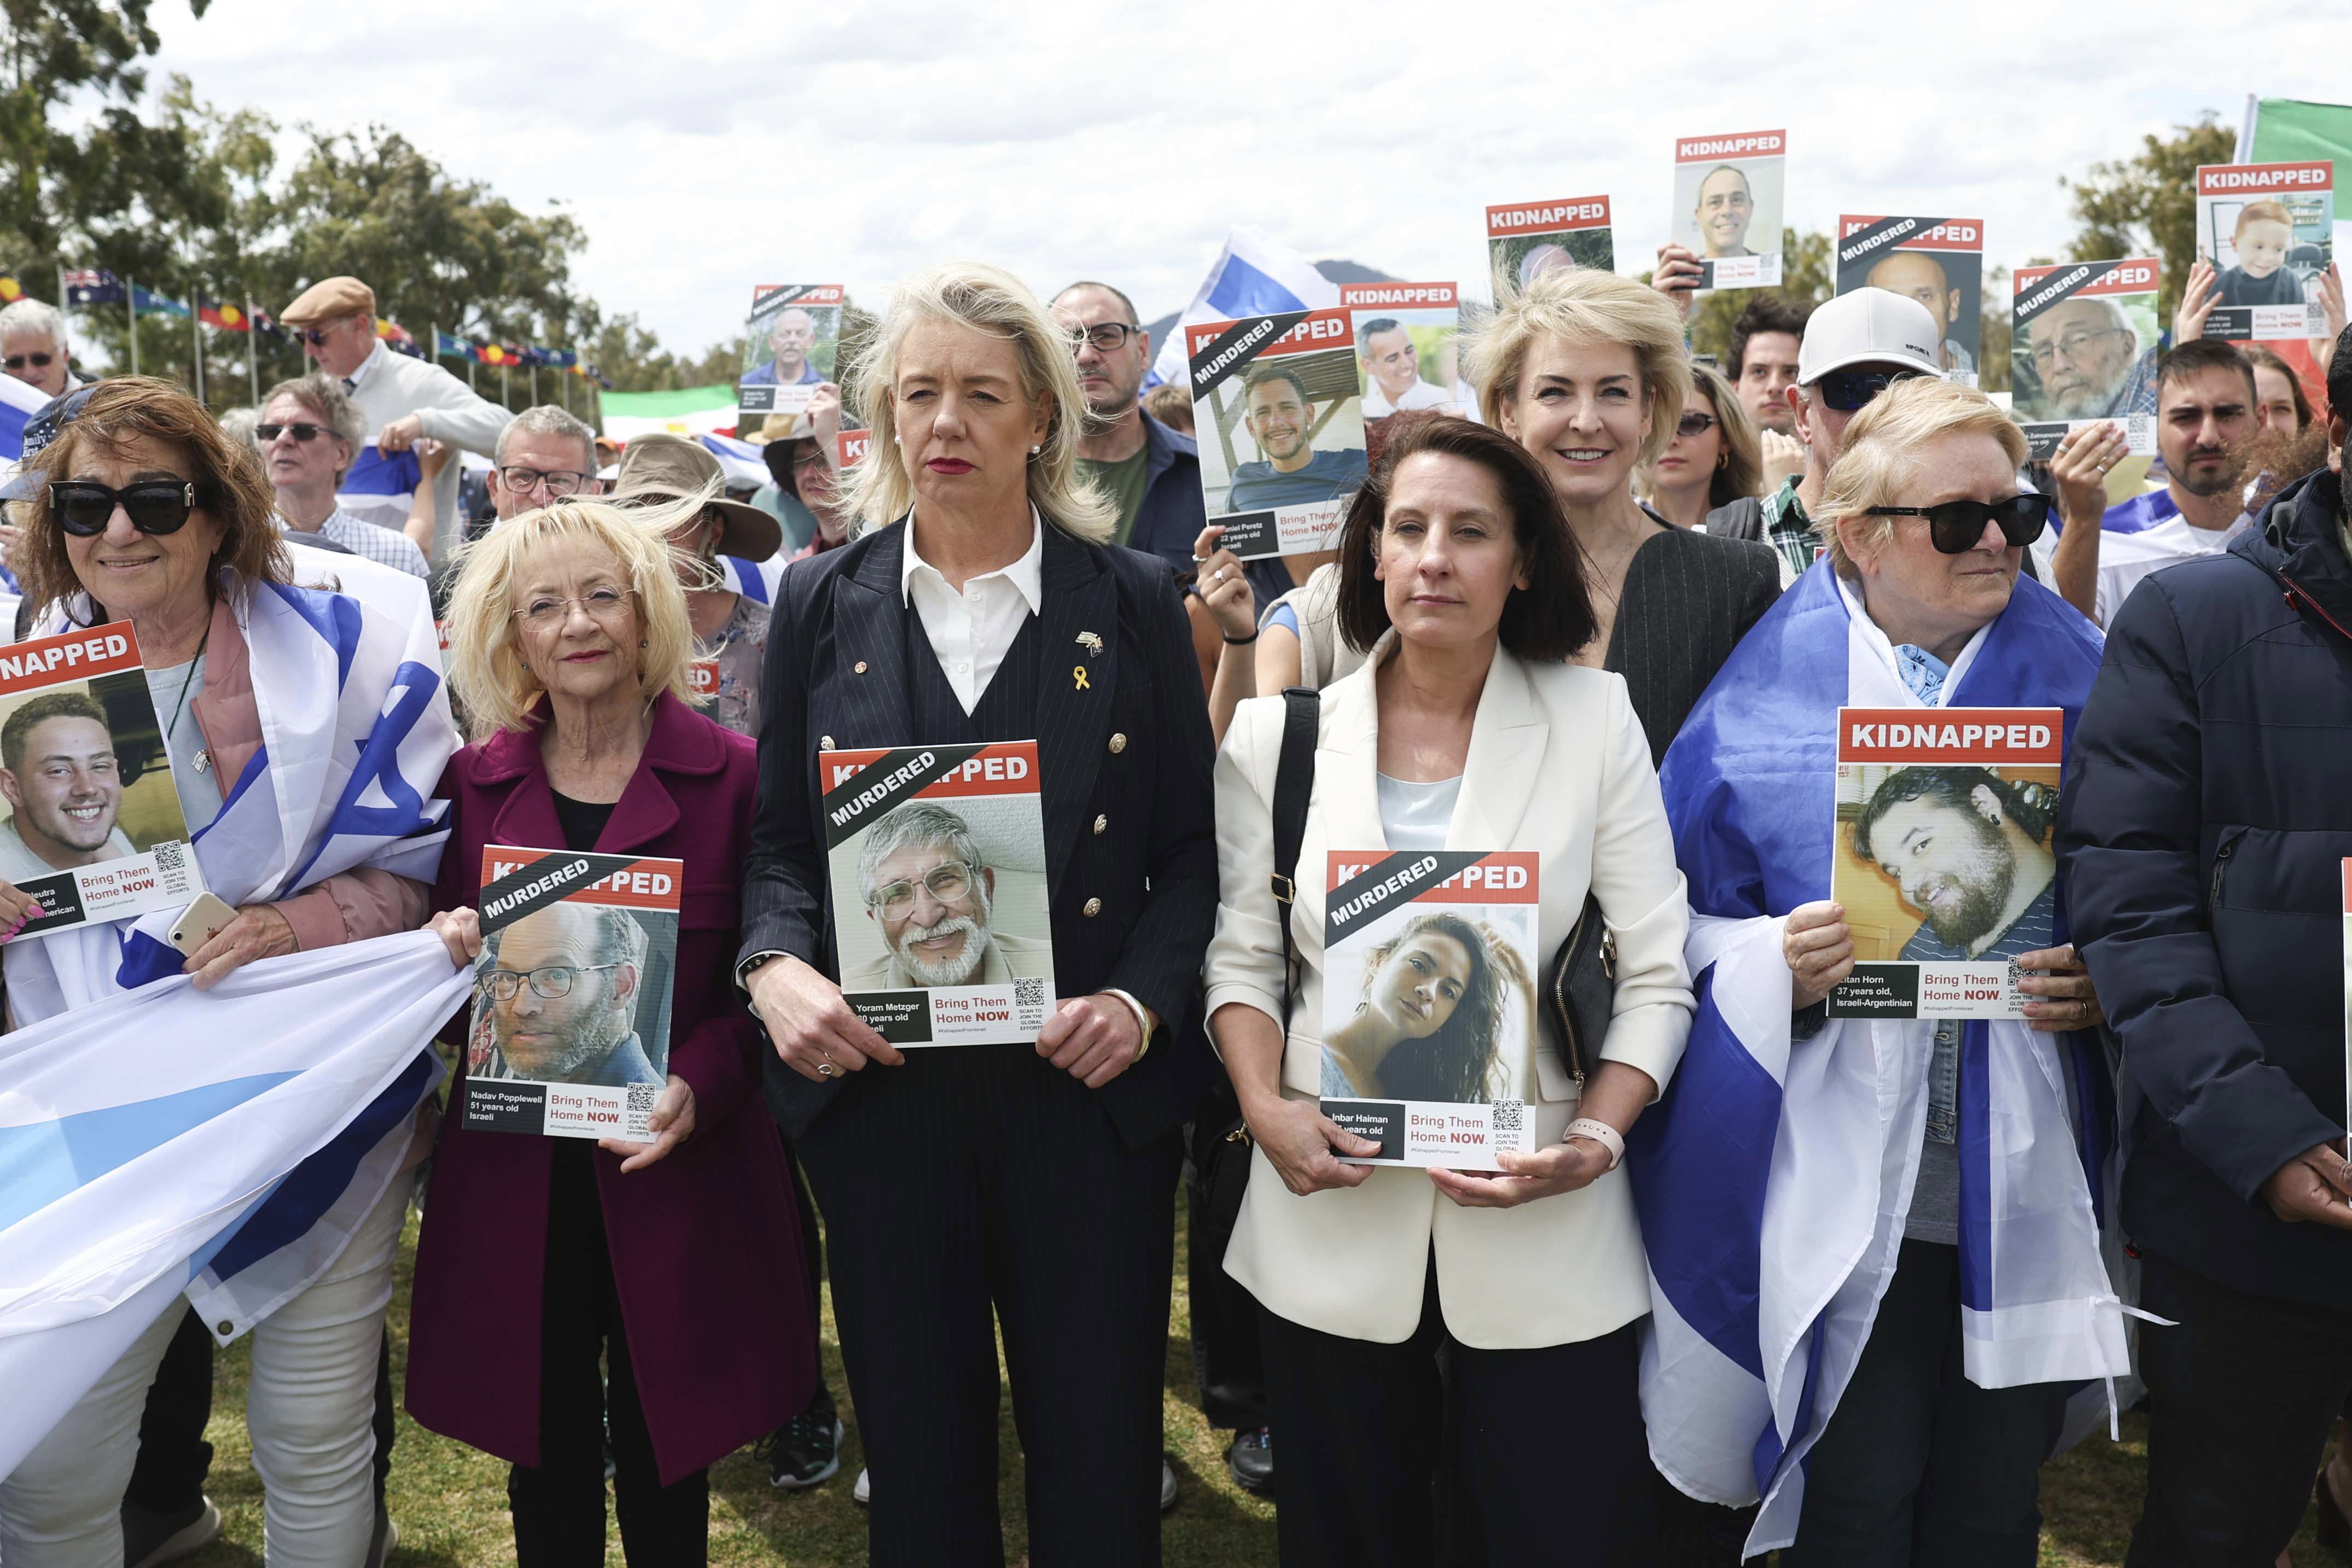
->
[404,692,815,1484]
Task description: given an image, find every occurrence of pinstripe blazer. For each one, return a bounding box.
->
[1607,523,1780,766]
[740,520,1220,1148]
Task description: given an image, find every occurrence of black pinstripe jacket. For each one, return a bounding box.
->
[741,520,1220,1147]
[1608,523,1782,766]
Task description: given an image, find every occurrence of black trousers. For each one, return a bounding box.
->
[797,1051,1181,1568]
[779,1145,833,1417]
[1183,1122,1266,1431]
[125,1307,217,1513]
[1783,1238,2070,1568]
[2127,1249,2352,1566]
[1256,1285,1656,1568]
[507,1142,708,1566]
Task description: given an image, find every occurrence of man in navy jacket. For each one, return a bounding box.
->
[2060,325,2352,1564]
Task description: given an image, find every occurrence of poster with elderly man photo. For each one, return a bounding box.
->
[1836,215,1986,386]
[1672,129,1785,290]
[822,741,1056,1046]
[737,283,844,427]
[2010,257,2161,459]
[460,847,682,1140]
[0,622,206,940]
[1827,709,2064,1020]
[1185,306,1369,560]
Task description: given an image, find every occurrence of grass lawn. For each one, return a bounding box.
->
[173,1197,2337,1567]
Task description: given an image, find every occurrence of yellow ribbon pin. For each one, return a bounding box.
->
[1073,664,1091,691]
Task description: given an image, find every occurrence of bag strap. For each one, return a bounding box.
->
[1271,686,1319,1025]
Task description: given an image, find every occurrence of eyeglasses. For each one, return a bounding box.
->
[47,480,210,537]
[869,861,975,918]
[1865,493,2052,554]
[1675,410,1719,438]
[512,585,634,629]
[2029,328,2123,370]
[497,466,592,498]
[481,963,624,1002]
[3,352,54,371]
[790,446,829,472]
[256,421,327,443]
[297,327,334,348]
[1070,323,1141,353]
[1814,367,1929,413]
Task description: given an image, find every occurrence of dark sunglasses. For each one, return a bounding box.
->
[298,327,334,347]
[1675,410,1718,438]
[47,480,212,537]
[3,352,54,371]
[255,421,326,442]
[1814,366,1929,413]
[1865,493,2052,554]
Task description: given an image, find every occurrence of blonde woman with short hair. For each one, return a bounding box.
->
[406,493,818,1565]
[736,260,1219,1565]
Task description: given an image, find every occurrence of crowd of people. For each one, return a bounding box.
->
[0,230,2346,1568]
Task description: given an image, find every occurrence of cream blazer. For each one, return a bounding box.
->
[1205,642,1694,1349]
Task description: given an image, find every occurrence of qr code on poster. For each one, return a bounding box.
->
[625,1082,657,1139]
[1491,1098,1526,1136]
[1015,977,1045,1009]
[153,840,188,875]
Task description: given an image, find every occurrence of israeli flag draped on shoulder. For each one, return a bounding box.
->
[1145,227,1341,390]
[1627,558,2126,1558]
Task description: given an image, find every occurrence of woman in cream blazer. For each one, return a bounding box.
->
[1204,417,1693,1565]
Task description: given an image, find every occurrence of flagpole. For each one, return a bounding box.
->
[502,364,510,406]
[246,294,259,404]
[191,292,205,407]
[529,363,538,405]
[125,276,139,377]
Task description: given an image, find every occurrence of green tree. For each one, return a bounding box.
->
[2059,112,2234,329]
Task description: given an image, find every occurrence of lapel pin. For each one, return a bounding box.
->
[854,660,869,674]
[1072,664,1091,691]
[1076,631,1103,657]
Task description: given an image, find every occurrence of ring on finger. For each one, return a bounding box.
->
[1214,566,1228,583]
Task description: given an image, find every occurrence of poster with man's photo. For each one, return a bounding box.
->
[737,283,843,425]
[2194,162,2335,342]
[821,740,1056,1046]
[1827,709,2063,1021]
[2010,259,2161,461]
[1673,130,1785,290]
[0,622,206,941]
[1341,282,1468,423]
[1320,849,1539,1168]
[1836,215,1985,386]
[461,847,683,1140]
[1484,195,1615,297]
[1185,307,1367,560]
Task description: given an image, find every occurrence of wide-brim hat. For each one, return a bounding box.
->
[607,433,782,562]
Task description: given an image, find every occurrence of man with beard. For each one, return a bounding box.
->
[2025,294,2156,422]
[2045,340,2259,627]
[484,902,661,1087]
[1866,249,1975,378]
[843,802,1049,989]
[0,692,132,884]
[1226,363,1367,511]
[1049,281,1206,558]
[743,306,825,389]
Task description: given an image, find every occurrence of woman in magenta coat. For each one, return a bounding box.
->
[405,494,813,1565]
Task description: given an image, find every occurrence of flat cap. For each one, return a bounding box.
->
[281,276,376,326]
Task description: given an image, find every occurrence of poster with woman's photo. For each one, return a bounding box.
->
[1672,130,1785,290]
[821,741,1055,1046]
[1320,849,1539,1168]
[0,622,206,940]
[1185,307,1367,561]
[1341,281,1466,422]
[2194,162,2335,341]
[1827,709,2063,1020]
[461,847,682,1140]
[1484,195,1615,297]
[2010,259,2161,461]
[737,283,843,424]
[1836,215,1985,386]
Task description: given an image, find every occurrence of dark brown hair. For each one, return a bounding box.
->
[18,377,291,623]
[1333,412,1596,661]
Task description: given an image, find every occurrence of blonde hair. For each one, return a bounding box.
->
[1462,263,1692,468]
[1819,377,2029,575]
[2234,199,2293,235]
[443,493,709,741]
[839,260,1114,544]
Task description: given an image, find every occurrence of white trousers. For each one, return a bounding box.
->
[0,1175,410,1568]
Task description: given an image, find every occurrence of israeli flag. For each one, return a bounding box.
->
[697,432,771,487]
[336,444,424,537]
[719,553,784,606]
[0,370,47,462]
[1628,561,2137,1558]
[1146,228,1341,390]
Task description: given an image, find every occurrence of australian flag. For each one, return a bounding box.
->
[62,269,125,306]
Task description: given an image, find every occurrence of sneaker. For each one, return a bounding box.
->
[1225,1427,1273,1496]
[365,1508,400,1568]
[762,1403,846,1490]
[852,1467,871,1507]
[1160,1459,1179,1512]
[122,1496,222,1568]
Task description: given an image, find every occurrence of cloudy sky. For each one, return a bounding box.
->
[148,0,2352,360]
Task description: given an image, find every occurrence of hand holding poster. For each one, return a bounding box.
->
[0,622,206,940]
[1673,130,1785,289]
[2010,259,2161,460]
[1828,709,2063,1020]
[1836,216,1986,385]
[1186,308,1367,559]
[822,741,1055,1045]
[462,847,682,1140]
[1341,282,1466,422]
[1484,196,1615,295]
[738,284,845,424]
[2194,162,2335,341]
[1320,849,1539,1167]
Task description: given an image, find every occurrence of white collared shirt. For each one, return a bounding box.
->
[899,506,1045,714]
[340,339,385,395]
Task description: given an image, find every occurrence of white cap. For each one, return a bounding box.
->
[1798,287,1941,385]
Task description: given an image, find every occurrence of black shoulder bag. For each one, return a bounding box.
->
[1542,895,1617,1086]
